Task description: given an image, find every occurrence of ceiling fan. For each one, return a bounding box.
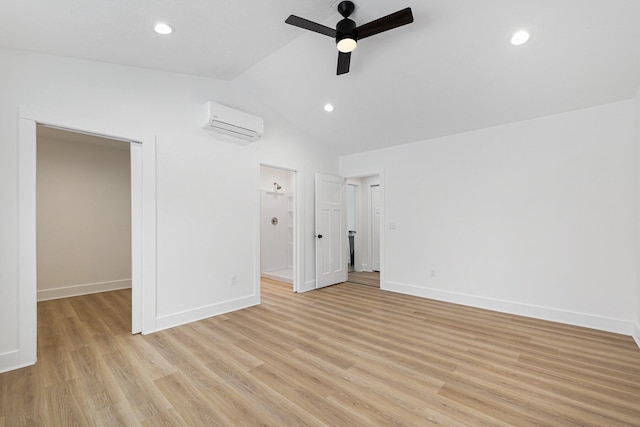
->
[285,1,414,75]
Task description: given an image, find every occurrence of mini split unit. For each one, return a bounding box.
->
[201,102,264,143]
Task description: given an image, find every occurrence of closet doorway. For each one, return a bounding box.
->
[259,165,296,290]
[36,126,133,323]
[18,115,153,366]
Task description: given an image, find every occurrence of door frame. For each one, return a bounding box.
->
[343,171,385,287]
[255,161,304,293]
[17,108,157,366]
[370,184,381,272]
[346,182,360,272]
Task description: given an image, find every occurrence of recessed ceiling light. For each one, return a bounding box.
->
[324,103,334,112]
[510,30,531,46]
[154,23,174,35]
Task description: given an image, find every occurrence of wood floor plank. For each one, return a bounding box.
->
[68,296,114,338]
[113,334,177,382]
[39,342,79,389]
[57,315,93,351]
[202,354,325,426]
[92,399,140,426]
[44,379,94,427]
[0,365,44,425]
[294,348,445,425]
[189,321,264,372]
[101,350,172,422]
[2,280,640,425]
[154,372,235,426]
[140,407,187,427]
[249,362,367,425]
[69,344,127,411]
[348,271,380,287]
[87,290,131,337]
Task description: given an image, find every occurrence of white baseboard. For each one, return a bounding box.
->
[261,271,293,284]
[37,279,132,301]
[298,279,316,293]
[151,294,260,333]
[633,322,640,350]
[384,281,632,335]
[0,349,35,374]
[0,350,19,374]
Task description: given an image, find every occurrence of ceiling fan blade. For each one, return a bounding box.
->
[337,51,351,75]
[285,15,337,37]
[356,7,414,40]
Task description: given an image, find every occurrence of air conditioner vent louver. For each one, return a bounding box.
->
[202,102,263,144]
[208,120,258,140]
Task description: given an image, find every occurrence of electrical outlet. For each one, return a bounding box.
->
[430,269,437,278]
[230,275,237,286]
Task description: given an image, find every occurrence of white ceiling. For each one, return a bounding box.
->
[2,0,640,154]
[0,0,338,79]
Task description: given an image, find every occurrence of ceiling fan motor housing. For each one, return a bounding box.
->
[336,18,357,44]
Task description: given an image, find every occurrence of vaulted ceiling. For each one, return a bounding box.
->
[2,0,640,154]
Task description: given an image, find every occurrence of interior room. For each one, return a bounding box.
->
[1,0,640,424]
[36,126,133,303]
[260,165,295,286]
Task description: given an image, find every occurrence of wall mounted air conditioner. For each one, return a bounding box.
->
[201,102,264,143]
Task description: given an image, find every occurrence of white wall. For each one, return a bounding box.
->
[0,48,339,373]
[260,166,294,193]
[260,192,290,272]
[341,100,636,334]
[37,128,132,300]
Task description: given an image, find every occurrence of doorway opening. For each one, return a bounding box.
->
[347,183,357,273]
[346,175,381,288]
[259,165,296,290]
[36,125,133,325]
[18,114,153,367]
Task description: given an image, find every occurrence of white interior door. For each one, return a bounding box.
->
[371,185,381,272]
[315,173,347,288]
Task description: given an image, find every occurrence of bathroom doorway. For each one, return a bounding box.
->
[260,165,296,290]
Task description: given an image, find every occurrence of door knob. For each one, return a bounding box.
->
[317,234,323,239]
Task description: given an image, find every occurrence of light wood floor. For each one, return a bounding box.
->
[2,279,640,426]
[348,271,380,288]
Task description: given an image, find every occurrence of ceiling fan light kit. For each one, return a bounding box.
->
[285,1,413,75]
